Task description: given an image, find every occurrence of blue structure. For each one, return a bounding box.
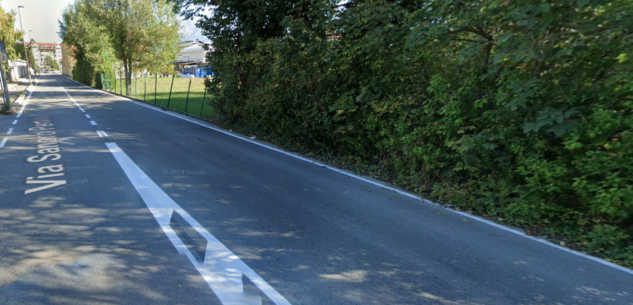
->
[183,67,213,77]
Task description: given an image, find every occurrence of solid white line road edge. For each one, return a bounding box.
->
[63,75,633,276]
[105,142,291,305]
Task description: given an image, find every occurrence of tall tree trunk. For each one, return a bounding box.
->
[124,58,131,96]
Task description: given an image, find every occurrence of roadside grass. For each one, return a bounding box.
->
[108,76,214,118]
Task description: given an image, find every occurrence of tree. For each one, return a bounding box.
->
[13,42,36,72]
[0,3,23,71]
[60,0,181,90]
[84,0,181,95]
[60,1,116,86]
[172,0,633,266]
[26,44,36,71]
[44,55,59,70]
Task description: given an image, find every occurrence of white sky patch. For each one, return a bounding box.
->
[2,0,209,44]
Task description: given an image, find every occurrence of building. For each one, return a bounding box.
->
[61,43,75,77]
[7,59,29,81]
[177,41,207,64]
[175,40,211,74]
[26,42,62,70]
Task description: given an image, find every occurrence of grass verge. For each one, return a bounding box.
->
[107,76,215,118]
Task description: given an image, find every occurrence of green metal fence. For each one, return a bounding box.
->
[100,73,213,119]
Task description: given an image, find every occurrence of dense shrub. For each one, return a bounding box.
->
[184,0,633,265]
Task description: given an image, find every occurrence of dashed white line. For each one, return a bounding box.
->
[0,138,7,147]
[96,130,108,137]
[12,120,17,125]
[55,79,85,112]
[90,120,97,126]
[86,114,91,118]
[7,128,13,135]
[106,142,291,305]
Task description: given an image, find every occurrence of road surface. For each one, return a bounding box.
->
[0,74,632,304]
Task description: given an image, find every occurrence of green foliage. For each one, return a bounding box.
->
[60,1,116,85]
[182,0,633,265]
[14,43,37,71]
[43,55,60,70]
[0,3,23,70]
[60,0,181,91]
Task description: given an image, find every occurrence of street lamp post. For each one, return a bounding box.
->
[17,6,32,84]
[28,30,34,76]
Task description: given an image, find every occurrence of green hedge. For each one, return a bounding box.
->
[200,0,633,265]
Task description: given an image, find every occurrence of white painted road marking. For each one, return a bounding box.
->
[55,79,85,112]
[7,128,13,135]
[64,75,633,276]
[90,120,97,126]
[17,85,34,118]
[96,130,108,137]
[0,138,7,147]
[24,118,67,194]
[86,114,91,118]
[106,142,291,305]
[12,120,17,125]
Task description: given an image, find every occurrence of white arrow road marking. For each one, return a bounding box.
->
[106,142,291,305]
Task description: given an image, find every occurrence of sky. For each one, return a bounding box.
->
[0,0,209,44]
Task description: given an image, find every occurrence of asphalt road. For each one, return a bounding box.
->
[0,74,632,305]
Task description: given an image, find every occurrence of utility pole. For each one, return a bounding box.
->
[28,30,34,76]
[17,6,32,84]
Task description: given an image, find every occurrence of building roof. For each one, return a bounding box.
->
[26,42,60,47]
[180,44,205,54]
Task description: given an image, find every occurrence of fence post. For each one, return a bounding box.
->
[144,76,147,102]
[185,78,192,113]
[166,73,175,109]
[200,87,207,117]
[154,74,157,105]
[134,73,137,98]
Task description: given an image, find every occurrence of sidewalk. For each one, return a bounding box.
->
[0,78,32,121]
